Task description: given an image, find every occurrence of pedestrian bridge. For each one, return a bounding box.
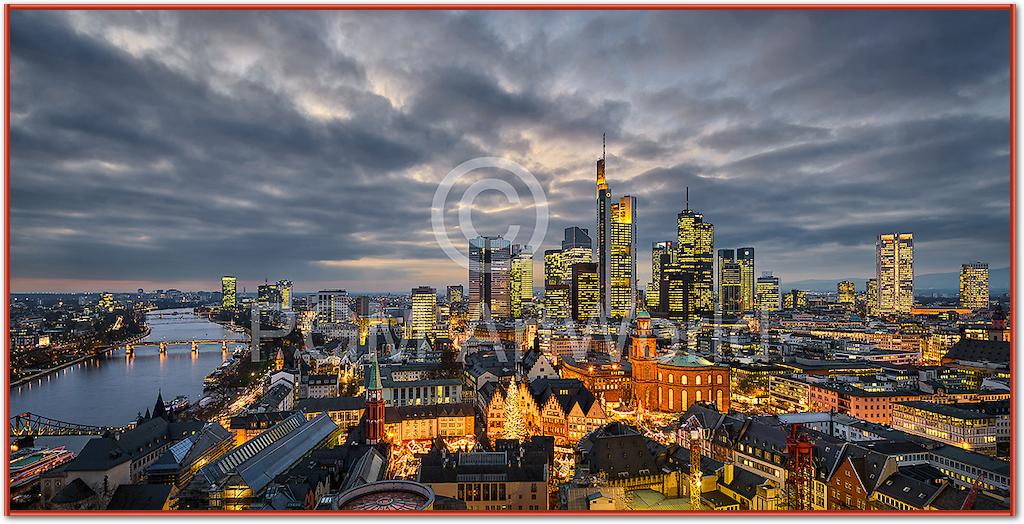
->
[125,339,246,355]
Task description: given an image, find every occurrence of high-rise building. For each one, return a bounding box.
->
[562,226,592,251]
[544,228,592,322]
[866,278,878,316]
[659,262,691,321]
[959,262,989,310]
[98,292,115,312]
[509,247,534,319]
[354,296,371,317]
[544,284,570,321]
[876,233,914,315]
[278,279,293,310]
[595,139,612,317]
[410,286,437,339]
[221,276,237,309]
[446,285,464,305]
[717,249,742,315]
[838,281,856,306]
[257,282,281,310]
[783,289,807,309]
[570,262,600,322]
[647,241,673,312]
[756,272,780,312]
[469,235,512,320]
[317,289,349,323]
[737,248,755,311]
[676,189,714,321]
[544,249,564,287]
[610,195,637,318]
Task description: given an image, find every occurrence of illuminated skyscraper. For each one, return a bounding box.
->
[545,284,570,321]
[647,241,673,312]
[595,137,612,317]
[609,195,637,318]
[221,276,237,309]
[257,282,281,310]
[865,278,878,316]
[278,279,293,310]
[317,289,349,323]
[756,272,780,312]
[410,286,437,339]
[783,289,807,309]
[98,292,115,312]
[838,281,855,307]
[659,262,691,321]
[717,249,742,314]
[570,262,600,322]
[737,248,755,311]
[544,249,564,287]
[876,233,914,315]
[676,188,714,321]
[545,227,591,322]
[509,246,534,319]
[446,285,464,305]
[959,262,989,310]
[469,235,511,320]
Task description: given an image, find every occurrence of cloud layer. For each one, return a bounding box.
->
[9,9,1011,292]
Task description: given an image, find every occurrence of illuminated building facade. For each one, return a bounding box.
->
[317,289,349,323]
[221,276,237,309]
[609,196,637,318]
[257,282,281,309]
[837,280,855,307]
[544,228,592,322]
[959,262,989,310]
[865,278,878,316]
[659,262,691,320]
[676,190,714,321]
[278,279,292,310]
[98,292,115,312]
[717,249,742,314]
[446,285,464,306]
[469,235,512,320]
[756,272,780,312]
[647,241,673,312]
[510,247,534,319]
[737,247,755,311]
[783,290,807,309]
[411,286,437,339]
[570,262,600,322]
[596,143,612,317]
[876,232,914,315]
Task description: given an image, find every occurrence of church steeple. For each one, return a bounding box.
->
[152,391,167,420]
[364,351,385,444]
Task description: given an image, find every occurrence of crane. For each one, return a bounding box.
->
[681,415,704,511]
[961,473,986,510]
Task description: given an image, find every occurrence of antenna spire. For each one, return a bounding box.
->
[602,132,606,162]
[685,186,689,211]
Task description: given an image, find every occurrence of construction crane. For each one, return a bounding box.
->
[961,473,986,510]
[785,424,814,511]
[681,415,704,511]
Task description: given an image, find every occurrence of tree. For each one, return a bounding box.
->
[503,377,524,441]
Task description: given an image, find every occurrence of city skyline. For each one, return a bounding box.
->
[9,10,1010,293]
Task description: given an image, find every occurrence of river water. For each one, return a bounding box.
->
[9,308,249,452]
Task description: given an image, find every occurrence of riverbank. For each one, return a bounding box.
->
[9,327,152,389]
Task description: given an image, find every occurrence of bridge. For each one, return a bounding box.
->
[125,339,246,356]
[10,412,132,447]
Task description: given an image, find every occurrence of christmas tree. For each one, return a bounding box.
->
[503,376,524,441]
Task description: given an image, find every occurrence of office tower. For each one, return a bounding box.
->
[98,292,115,312]
[783,289,806,309]
[595,137,612,317]
[221,276,237,309]
[257,282,280,309]
[562,226,592,251]
[717,249,742,314]
[509,247,534,319]
[959,262,989,310]
[737,248,755,311]
[410,286,437,339]
[648,241,674,312]
[876,233,914,315]
[676,188,714,321]
[278,279,293,310]
[756,272,780,312]
[610,195,637,318]
[838,281,856,306]
[354,296,371,317]
[570,262,600,322]
[866,278,878,316]
[659,264,691,321]
[545,284,570,321]
[469,235,512,320]
[544,249,564,287]
[317,289,349,323]
[446,285,464,305]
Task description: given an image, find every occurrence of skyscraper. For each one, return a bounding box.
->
[595,137,612,317]
[647,241,673,312]
[659,262,691,320]
[410,286,437,339]
[838,281,856,306]
[469,235,512,320]
[756,272,780,312]
[510,247,534,319]
[676,188,714,321]
[570,262,600,322]
[865,278,878,316]
[257,282,280,310]
[278,279,293,310]
[717,249,742,314]
[876,233,914,315]
[317,289,349,324]
[737,248,755,311]
[959,262,989,310]
[609,195,637,318]
[545,227,592,322]
[354,295,371,317]
[446,285,464,305]
[221,276,237,309]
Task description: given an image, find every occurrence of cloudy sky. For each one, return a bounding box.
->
[10,9,1011,293]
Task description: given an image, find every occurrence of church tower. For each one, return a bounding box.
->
[628,312,658,411]
[364,351,386,444]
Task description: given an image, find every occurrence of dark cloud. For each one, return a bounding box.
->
[8,9,1010,292]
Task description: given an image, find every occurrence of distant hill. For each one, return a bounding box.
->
[783,266,1010,293]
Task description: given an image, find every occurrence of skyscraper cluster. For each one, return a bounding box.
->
[467,236,534,321]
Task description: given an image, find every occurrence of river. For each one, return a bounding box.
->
[9,308,249,452]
